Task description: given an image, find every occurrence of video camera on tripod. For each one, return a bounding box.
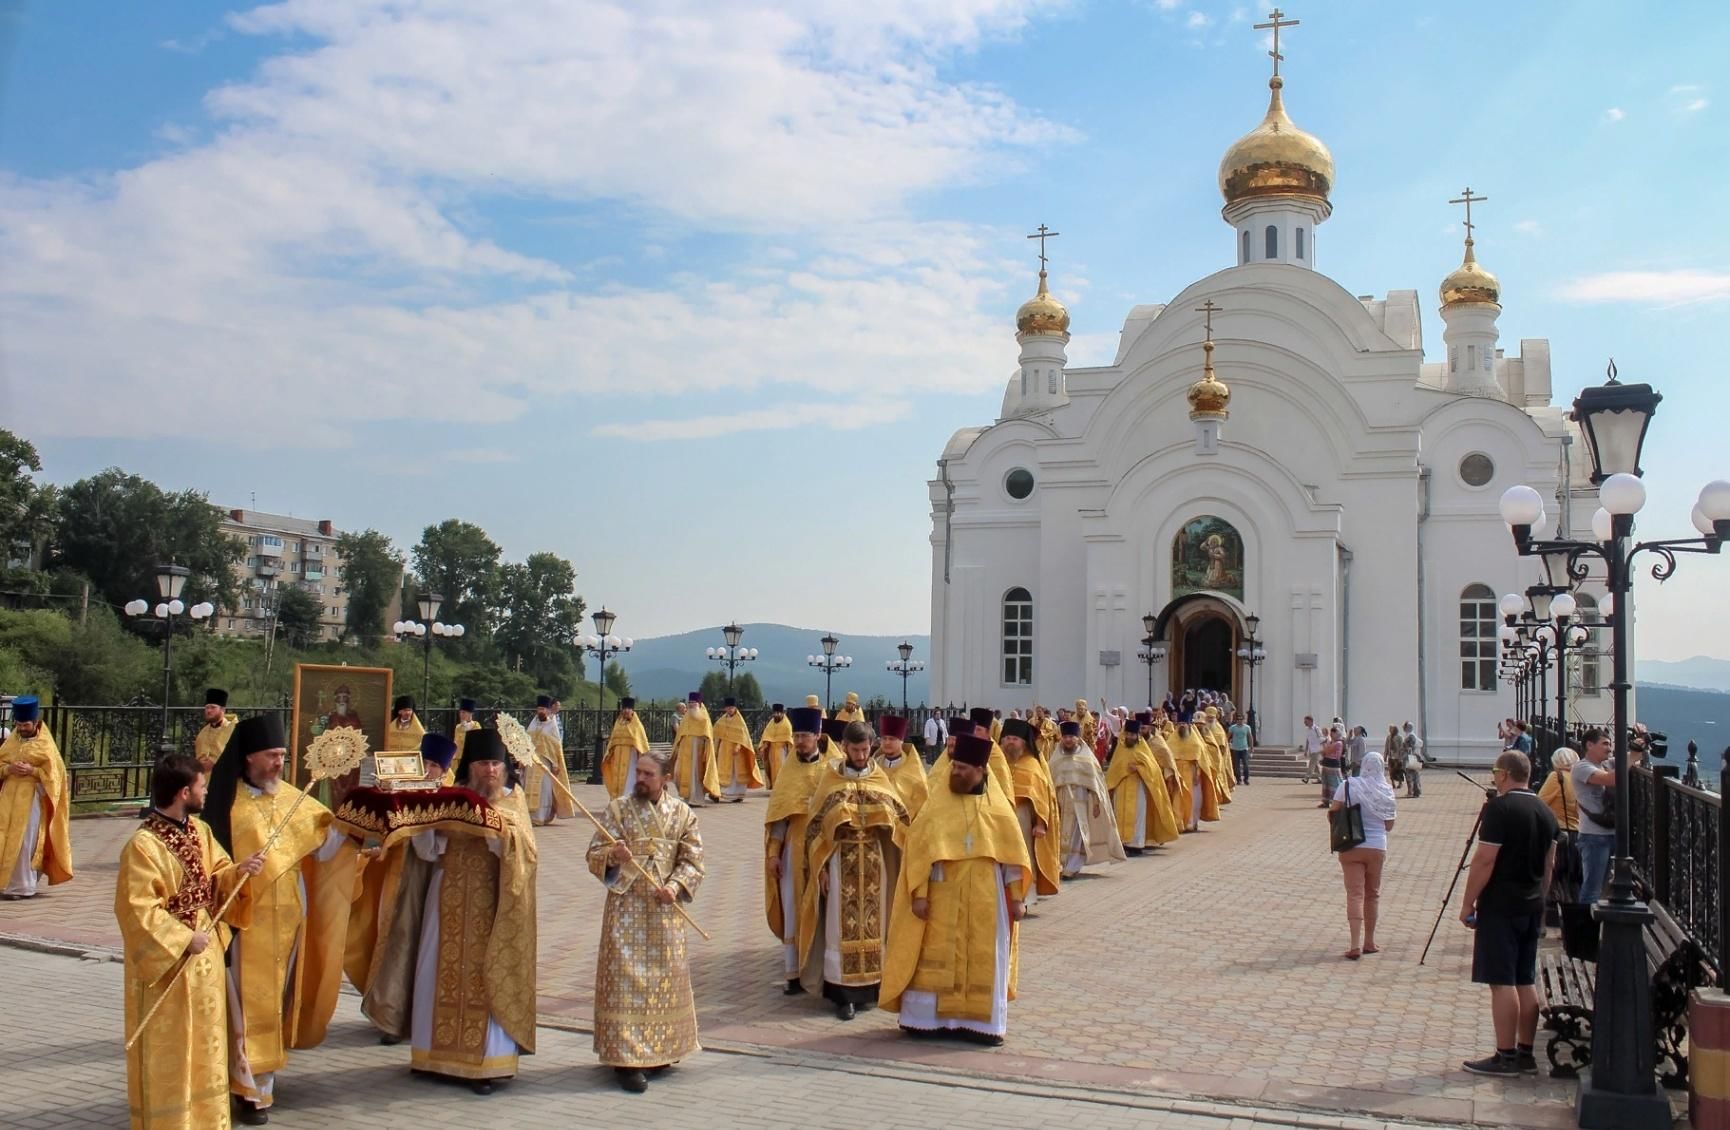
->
[1417,772,1497,965]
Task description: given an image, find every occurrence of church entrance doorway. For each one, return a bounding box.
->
[1181,617,1234,693]
[1147,592,1249,709]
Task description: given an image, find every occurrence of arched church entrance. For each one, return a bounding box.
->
[1149,592,1249,707]
[1182,617,1234,693]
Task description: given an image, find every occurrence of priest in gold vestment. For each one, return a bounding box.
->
[117,754,264,1130]
[999,718,1060,907]
[1106,719,1179,854]
[671,691,720,805]
[526,694,575,824]
[714,697,764,801]
[1170,721,1220,833]
[798,721,910,1020]
[925,713,1012,800]
[873,715,928,820]
[450,698,482,787]
[764,706,827,992]
[757,703,794,788]
[361,729,538,1093]
[832,691,865,726]
[1,696,73,899]
[385,695,425,751]
[1049,720,1125,878]
[206,715,354,1125]
[881,732,1030,1045]
[194,688,238,773]
[587,749,704,1094]
[601,697,650,799]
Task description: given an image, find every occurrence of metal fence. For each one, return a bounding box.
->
[1629,764,1726,980]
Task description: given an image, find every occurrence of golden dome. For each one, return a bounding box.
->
[1440,239,1501,307]
[1218,77,1334,207]
[1016,271,1070,337]
[1187,340,1231,421]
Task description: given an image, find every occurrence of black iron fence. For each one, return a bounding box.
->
[42,702,955,806]
[1629,764,1726,980]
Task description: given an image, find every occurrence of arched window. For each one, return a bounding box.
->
[1048,369,1058,394]
[1575,594,1603,696]
[1020,368,1028,395]
[1240,229,1250,264]
[1459,583,1497,691]
[1295,227,1307,260]
[1265,225,1279,260]
[1449,346,1458,373]
[1467,344,1478,371]
[1002,587,1033,686]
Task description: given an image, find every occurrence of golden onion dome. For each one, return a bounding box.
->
[1440,239,1501,308]
[1218,77,1334,207]
[1187,340,1231,421]
[1016,271,1070,337]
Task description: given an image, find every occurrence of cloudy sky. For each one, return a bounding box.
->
[1,2,1725,656]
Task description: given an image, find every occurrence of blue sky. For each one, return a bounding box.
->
[1,2,1726,657]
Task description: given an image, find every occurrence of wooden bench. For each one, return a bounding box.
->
[1538,902,1714,1087]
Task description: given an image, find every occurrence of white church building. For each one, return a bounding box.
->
[927,45,1611,764]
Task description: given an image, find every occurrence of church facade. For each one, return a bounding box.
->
[927,51,1610,764]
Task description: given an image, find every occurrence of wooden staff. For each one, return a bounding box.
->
[529,748,711,941]
[124,787,319,1051]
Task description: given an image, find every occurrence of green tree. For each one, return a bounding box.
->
[274,586,324,648]
[411,520,502,656]
[336,530,404,642]
[697,669,764,708]
[0,429,56,571]
[51,468,242,613]
[49,609,158,703]
[495,552,585,694]
[603,660,633,700]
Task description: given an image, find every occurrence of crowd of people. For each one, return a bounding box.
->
[1299,714,1429,802]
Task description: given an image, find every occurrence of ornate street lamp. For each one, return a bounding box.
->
[1235,610,1266,738]
[578,607,632,784]
[1135,611,1167,710]
[807,634,852,712]
[706,622,758,693]
[1497,363,1728,1129]
[395,591,464,716]
[124,563,214,753]
[886,640,926,714]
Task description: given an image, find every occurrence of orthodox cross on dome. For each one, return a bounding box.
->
[1026,224,1060,272]
[1254,8,1300,78]
[1194,298,1223,342]
[1448,186,1488,240]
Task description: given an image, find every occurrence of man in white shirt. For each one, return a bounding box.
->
[1300,715,1324,784]
[922,713,946,757]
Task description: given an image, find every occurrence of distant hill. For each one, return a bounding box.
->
[1633,682,1729,787]
[1638,657,1730,694]
[616,623,931,706]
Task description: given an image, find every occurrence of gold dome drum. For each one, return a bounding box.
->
[1218,78,1334,206]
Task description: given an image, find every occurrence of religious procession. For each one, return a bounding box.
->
[0,677,1243,1129]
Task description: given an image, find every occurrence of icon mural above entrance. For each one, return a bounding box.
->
[1171,516,1244,601]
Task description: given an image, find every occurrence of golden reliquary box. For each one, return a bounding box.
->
[372,753,441,792]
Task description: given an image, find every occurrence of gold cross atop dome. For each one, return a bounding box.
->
[1255,8,1299,79]
[1026,224,1060,271]
[1218,9,1333,210]
[1015,223,1070,338]
[1449,187,1488,240]
[1188,299,1231,421]
[1440,186,1500,308]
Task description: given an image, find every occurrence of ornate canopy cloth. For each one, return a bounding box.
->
[586,791,704,1069]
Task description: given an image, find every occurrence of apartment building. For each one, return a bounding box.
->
[216,509,351,641]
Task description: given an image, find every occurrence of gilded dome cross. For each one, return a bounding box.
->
[1026,224,1060,271]
[1449,187,1488,240]
[1254,8,1300,78]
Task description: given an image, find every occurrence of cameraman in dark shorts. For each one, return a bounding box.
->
[1458,750,1559,1076]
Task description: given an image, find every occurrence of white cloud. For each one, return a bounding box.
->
[1604,107,1625,122]
[1683,98,1710,113]
[1155,0,1182,9]
[1556,270,1730,305]
[0,1,1072,440]
[592,398,910,441]
[1187,11,1210,29]
[1513,219,1543,237]
[1669,84,1709,113]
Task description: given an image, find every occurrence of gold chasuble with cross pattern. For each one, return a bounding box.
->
[797,761,910,999]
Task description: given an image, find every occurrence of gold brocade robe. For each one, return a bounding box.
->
[926,741,1013,802]
[1034,719,1059,761]
[1205,720,1235,803]
[587,791,704,1068]
[876,751,929,820]
[1007,752,1062,897]
[1105,737,1179,847]
[1146,731,1190,822]
[193,717,237,772]
[1049,748,1126,871]
[601,713,650,798]
[763,753,826,944]
[671,708,720,803]
[714,710,765,792]
[757,716,794,789]
[797,763,910,997]
[880,781,1030,1021]
[833,704,865,727]
[116,814,247,1130]
[385,716,425,751]
[0,728,74,889]
[525,720,575,822]
[223,783,355,1103]
[1171,729,1221,824]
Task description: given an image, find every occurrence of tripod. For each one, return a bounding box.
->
[1418,771,1497,966]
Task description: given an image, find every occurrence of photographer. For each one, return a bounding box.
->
[1570,728,1616,906]
[1458,750,1558,1077]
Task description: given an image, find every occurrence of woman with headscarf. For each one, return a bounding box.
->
[1328,751,1397,960]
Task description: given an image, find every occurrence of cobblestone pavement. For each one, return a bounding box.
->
[0,947,1503,1130]
[2,772,1672,1126]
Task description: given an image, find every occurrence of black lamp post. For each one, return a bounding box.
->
[125,564,214,754]
[807,634,851,712]
[579,607,632,785]
[395,591,465,713]
[1135,613,1166,709]
[1235,611,1266,738]
[706,622,758,694]
[1498,364,1730,1129]
[886,641,926,714]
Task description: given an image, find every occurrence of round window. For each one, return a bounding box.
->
[1459,453,1495,488]
[1005,468,1035,500]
